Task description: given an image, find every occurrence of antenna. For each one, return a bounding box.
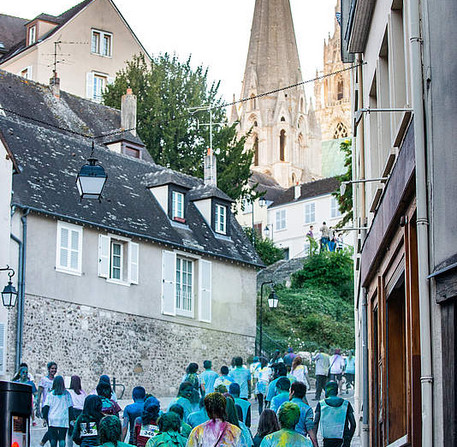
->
[50,40,88,78]
[188,105,225,153]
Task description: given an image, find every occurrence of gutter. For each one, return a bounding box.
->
[11,203,264,270]
[10,208,29,371]
[407,0,434,444]
[361,287,369,446]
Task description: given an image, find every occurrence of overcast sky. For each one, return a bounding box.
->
[3,0,338,102]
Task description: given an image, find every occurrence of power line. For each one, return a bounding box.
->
[0,62,363,139]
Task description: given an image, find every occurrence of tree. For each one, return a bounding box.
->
[244,228,284,266]
[332,139,353,228]
[103,54,256,202]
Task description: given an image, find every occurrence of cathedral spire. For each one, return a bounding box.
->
[238,0,321,188]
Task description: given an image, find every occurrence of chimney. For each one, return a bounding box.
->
[49,74,60,98]
[204,147,217,186]
[294,183,301,200]
[121,88,137,136]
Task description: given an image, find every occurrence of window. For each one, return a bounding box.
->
[125,146,141,158]
[176,257,193,316]
[91,29,112,57]
[253,136,259,166]
[304,202,316,224]
[172,191,185,220]
[282,248,290,260]
[280,130,286,161]
[98,235,139,284]
[242,198,253,214]
[275,209,286,230]
[331,197,342,218]
[337,77,344,101]
[161,251,212,322]
[56,222,83,275]
[215,204,227,234]
[20,66,32,79]
[28,26,36,45]
[333,122,348,139]
[93,74,106,102]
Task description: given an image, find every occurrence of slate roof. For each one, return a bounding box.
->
[249,170,285,203]
[269,177,340,208]
[0,14,28,54]
[0,70,262,268]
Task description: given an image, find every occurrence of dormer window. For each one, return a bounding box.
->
[215,204,227,234]
[28,26,36,45]
[172,191,185,220]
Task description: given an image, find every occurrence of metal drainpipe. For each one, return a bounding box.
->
[14,209,29,370]
[361,287,369,446]
[10,232,22,372]
[407,0,434,445]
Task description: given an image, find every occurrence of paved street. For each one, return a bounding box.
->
[30,390,360,447]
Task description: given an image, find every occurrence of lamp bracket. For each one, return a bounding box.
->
[0,265,15,280]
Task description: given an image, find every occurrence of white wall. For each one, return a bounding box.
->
[267,193,347,259]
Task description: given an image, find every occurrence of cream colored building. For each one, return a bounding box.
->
[0,0,149,102]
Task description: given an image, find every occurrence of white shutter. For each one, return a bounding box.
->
[0,323,5,375]
[161,250,176,316]
[98,235,110,278]
[86,72,94,99]
[198,259,212,323]
[128,242,139,284]
[107,76,115,85]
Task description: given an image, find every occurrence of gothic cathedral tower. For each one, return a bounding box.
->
[236,0,322,188]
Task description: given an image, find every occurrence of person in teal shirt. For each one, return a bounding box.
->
[146,413,186,447]
[288,382,318,447]
[230,357,251,399]
[99,415,135,447]
[199,360,219,396]
[187,398,209,428]
[260,402,311,447]
[229,383,252,428]
[166,383,193,422]
[213,366,235,392]
[344,351,355,392]
[265,363,288,407]
[270,377,291,413]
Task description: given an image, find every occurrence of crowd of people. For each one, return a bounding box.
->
[306,223,344,252]
[13,351,356,447]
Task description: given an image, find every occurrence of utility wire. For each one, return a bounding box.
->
[0,62,363,140]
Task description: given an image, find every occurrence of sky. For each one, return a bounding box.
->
[3,0,338,103]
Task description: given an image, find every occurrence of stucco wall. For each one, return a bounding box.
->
[6,293,255,396]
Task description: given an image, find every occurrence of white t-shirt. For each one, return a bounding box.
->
[39,376,54,409]
[330,355,346,375]
[44,391,73,428]
[68,389,87,410]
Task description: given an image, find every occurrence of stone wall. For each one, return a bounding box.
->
[7,293,255,396]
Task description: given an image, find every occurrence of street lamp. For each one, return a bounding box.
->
[76,141,107,200]
[1,266,17,309]
[258,281,279,356]
[264,224,274,241]
[250,196,267,245]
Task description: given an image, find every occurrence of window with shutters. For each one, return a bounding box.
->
[161,251,212,322]
[98,234,139,285]
[56,222,83,275]
[304,202,316,224]
[91,29,112,57]
[331,197,342,218]
[275,209,286,231]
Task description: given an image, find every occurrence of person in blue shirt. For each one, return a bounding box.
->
[122,386,146,444]
[229,382,251,428]
[199,360,219,396]
[187,398,209,428]
[288,381,318,447]
[214,366,235,392]
[344,351,355,393]
[314,381,356,447]
[229,357,251,399]
[265,363,287,407]
[270,377,291,412]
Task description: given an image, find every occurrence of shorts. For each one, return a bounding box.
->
[329,373,343,382]
[48,427,68,441]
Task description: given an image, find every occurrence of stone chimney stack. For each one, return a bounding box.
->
[121,88,137,136]
[204,147,217,187]
[294,183,301,200]
[49,74,60,98]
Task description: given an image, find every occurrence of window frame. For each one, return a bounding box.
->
[275,209,287,231]
[110,240,124,281]
[168,185,188,223]
[304,202,316,224]
[56,221,83,276]
[28,25,36,45]
[175,256,194,317]
[214,203,227,235]
[93,73,107,103]
[172,191,185,220]
[91,29,112,57]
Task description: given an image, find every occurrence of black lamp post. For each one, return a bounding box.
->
[258,281,279,356]
[76,141,107,200]
[1,266,17,309]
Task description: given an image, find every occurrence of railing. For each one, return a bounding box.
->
[112,376,126,399]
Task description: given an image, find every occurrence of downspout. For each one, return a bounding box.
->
[361,287,369,446]
[11,209,29,370]
[407,0,433,445]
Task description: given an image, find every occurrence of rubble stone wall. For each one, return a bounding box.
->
[7,293,255,396]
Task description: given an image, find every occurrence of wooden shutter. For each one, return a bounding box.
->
[98,235,110,278]
[198,259,212,323]
[128,242,139,284]
[161,250,176,316]
[0,323,5,375]
[86,72,94,99]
